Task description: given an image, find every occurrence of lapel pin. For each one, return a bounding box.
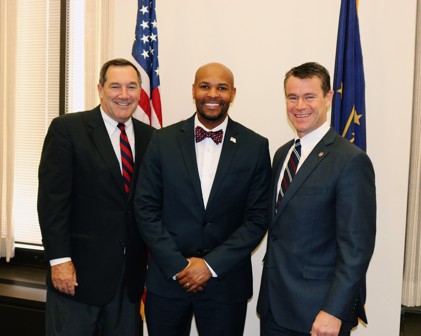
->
[230,137,237,143]
[318,152,324,157]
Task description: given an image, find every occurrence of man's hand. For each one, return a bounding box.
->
[176,257,211,293]
[310,310,342,336]
[51,261,78,296]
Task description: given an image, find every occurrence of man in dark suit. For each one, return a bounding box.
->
[134,62,271,336]
[257,62,376,336]
[38,58,154,335]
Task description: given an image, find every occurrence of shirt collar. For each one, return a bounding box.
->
[100,106,133,132]
[295,121,330,151]
[194,113,228,133]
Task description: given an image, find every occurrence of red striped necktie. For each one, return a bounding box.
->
[276,139,301,210]
[117,123,134,193]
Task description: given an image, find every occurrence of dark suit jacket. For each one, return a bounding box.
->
[38,105,154,306]
[134,114,271,303]
[257,127,376,333]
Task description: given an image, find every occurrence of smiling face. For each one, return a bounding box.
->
[97,65,141,124]
[285,75,333,138]
[192,63,236,129]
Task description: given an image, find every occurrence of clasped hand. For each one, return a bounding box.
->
[176,257,211,293]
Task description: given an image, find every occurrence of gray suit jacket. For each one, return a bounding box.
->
[257,127,376,333]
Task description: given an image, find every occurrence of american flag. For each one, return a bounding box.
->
[132,0,162,128]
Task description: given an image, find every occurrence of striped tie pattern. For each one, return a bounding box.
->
[276,139,301,208]
[117,123,134,193]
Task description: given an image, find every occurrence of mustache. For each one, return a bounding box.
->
[200,100,224,105]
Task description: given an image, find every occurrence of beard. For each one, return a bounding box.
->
[196,99,229,122]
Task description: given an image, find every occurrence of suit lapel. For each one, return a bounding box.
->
[269,140,294,226]
[206,117,239,209]
[127,119,149,201]
[273,128,336,223]
[87,106,126,197]
[178,115,204,209]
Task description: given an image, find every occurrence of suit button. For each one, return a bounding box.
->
[196,249,202,255]
[203,222,208,227]
[266,264,269,269]
[126,210,131,214]
[119,240,126,246]
[271,235,276,241]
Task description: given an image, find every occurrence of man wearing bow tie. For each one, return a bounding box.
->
[134,62,271,336]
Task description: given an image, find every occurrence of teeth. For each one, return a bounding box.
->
[205,103,220,106]
[296,114,310,118]
[117,102,129,106]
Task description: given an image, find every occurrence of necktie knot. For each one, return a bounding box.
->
[294,139,301,158]
[117,123,126,132]
[195,126,223,145]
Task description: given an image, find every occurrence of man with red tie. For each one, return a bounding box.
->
[135,62,271,336]
[38,58,154,335]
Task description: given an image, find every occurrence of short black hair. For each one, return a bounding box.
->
[284,62,331,96]
[99,58,141,87]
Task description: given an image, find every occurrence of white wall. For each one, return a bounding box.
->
[115,1,416,335]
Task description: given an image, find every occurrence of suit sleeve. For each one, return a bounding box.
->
[37,117,74,261]
[203,138,272,279]
[321,151,376,320]
[134,131,189,278]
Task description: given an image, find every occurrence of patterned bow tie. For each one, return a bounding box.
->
[195,126,223,145]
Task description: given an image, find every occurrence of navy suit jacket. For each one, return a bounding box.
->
[257,127,376,333]
[134,114,271,303]
[38,106,155,305]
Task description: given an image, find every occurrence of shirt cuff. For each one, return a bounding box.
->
[50,257,72,266]
[172,259,218,279]
[204,260,218,277]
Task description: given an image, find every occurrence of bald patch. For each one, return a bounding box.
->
[194,62,234,88]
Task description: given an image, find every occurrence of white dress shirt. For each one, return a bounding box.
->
[276,121,330,202]
[101,107,136,169]
[194,114,228,209]
[50,108,135,266]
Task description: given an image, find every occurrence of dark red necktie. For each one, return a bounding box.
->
[195,126,223,145]
[117,123,134,193]
[276,139,301,210]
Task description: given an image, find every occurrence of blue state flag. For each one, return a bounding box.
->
[332,0,369,325]
[331,0,366,152]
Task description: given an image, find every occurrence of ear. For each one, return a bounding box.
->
[325,89,334,109]
[192,83,196,99]
[97,83,104,99]
[230,87,237,103]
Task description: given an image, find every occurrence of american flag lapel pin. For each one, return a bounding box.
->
[230,137,237,143]
[318,152,324,157]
